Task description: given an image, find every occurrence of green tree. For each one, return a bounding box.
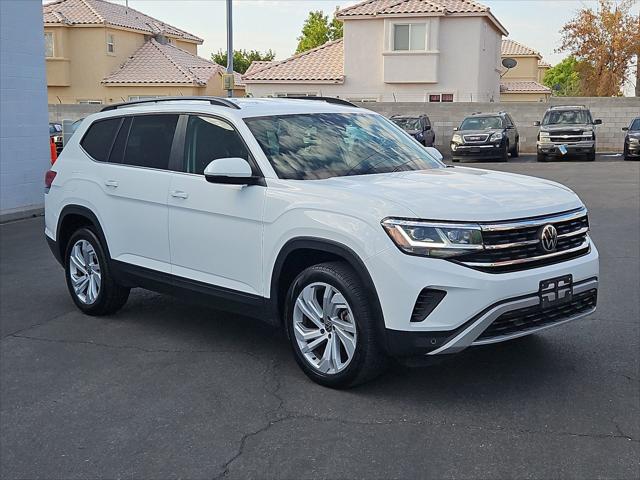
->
[543,57,582,96]
[296,8,343,54]
[211,49,276,74]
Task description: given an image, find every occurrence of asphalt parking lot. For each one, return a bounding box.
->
[1,155,638,479]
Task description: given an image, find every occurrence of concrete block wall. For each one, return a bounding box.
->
[358,97,640,153]
[1,1,50,220]
[48,97,639,155]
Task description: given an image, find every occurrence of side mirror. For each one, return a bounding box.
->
[425,146,443,162]
[622,127,629,131]
[593,119,602,125]
[424,125,431,131]
[534,121,541,127]
[203,157,263,186]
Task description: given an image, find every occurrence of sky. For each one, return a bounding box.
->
[100,0,634,66]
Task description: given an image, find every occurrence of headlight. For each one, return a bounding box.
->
[539,131,550,137]
[629,137,639,145]
[381,218,483,258]
[491,132,503,142]
[452,133,463,143]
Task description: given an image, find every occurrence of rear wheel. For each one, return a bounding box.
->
[65,228,130,316]
[285,262,387,388]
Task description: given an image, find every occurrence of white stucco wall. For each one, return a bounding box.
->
[1,0,50,220]
[246,15,503,102]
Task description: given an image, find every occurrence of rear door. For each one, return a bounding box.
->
[87,114,178,273]
[168,114,266,295]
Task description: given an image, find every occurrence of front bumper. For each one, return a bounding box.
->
[537,140,594,156]
[451,143,503,160]
[366,242,599,357]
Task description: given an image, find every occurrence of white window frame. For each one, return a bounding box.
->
[127,95,165,102]
[274,92,318,98]
[77,100,103,105]
[392,23,427,52]
[106,34,115,55]
[44,32,54,57]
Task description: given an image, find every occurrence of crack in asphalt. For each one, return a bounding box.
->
[2,308,77,339]
[7,332,638,480]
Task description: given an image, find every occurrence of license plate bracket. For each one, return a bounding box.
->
[539,274,573,309]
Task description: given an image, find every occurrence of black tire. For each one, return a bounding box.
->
[64,227,130,316]
[511,138,520,158]
[586,149,596,161]
[499,141,509,162]
[284,261,387,388]
[537,151,547,162]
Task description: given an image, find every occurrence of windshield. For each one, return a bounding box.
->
[391,117,422,131]
[542,110,592,125]
[459,116,503,130]
[244,113,444,180]
[630,118,640,131]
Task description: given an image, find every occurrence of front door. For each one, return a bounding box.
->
[168,115,266,296]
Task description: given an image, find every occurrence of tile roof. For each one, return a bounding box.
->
[43,0,202,43]
[102,39,243,86]
[337,0,488,17]
[244,61,276,77]
[243,40,344,83]
[500,80,551,93]
[501,39,541,57]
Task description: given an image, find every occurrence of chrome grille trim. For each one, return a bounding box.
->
[482,226,589,250]
[480,207,587,232]
[462,237,590,268]
[463,134,490,143]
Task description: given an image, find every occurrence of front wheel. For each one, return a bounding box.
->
[285,262,387,388]
[537,151,547,162]
[499,141,509,162]
[511,138,520,158]
[587,149,596,161]
[65,228,130,316]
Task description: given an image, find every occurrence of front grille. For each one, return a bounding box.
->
[459,208,590,273]
[548,130,591,144]
[463,134,490,143]
[477,289,597,340]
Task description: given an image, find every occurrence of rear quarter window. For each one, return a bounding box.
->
[80,118,122,162]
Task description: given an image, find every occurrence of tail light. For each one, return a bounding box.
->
[45,170,57,190]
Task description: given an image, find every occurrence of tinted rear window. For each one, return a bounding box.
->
[80,118,122,162]
[123,115,179,170]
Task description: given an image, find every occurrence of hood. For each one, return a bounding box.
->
[458,128,502,135]
[540,124,591,132]
[321,167,582,222]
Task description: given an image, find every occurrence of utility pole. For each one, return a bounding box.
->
[226,0,234,98]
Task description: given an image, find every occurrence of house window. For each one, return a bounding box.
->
[77,100,103,105]
[275,93,317,97]
[128,95,164,101]
[442,94,454,102]
[429,94,441,103]
[44,32,54,57]
[106,34,115,54]
[393,23,426,51]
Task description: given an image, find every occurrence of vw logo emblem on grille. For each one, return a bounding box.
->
[539,224,558,252]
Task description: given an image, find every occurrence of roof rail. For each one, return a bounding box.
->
[285,96,359,108]
[100,96,240,112]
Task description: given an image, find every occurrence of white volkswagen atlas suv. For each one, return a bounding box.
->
[44,97,599,388]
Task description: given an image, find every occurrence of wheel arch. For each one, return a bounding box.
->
[270,237,386,341]
[56,205,111,264]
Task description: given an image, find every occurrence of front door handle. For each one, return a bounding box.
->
[171,190,189,199]
[104,180,119,188]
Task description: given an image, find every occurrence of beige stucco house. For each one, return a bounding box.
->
[500,39,551,102]
[244,0,508,103]
[44,0,244,104]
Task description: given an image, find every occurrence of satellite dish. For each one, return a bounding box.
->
[502,58,518,69]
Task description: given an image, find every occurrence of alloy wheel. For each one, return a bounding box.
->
[293,282,358,375]
[68,239,101,304]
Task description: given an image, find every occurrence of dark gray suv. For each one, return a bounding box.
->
[450,112,519,162]
[390,114,435,147]
[535,105,601,162]
[622,117,640,161]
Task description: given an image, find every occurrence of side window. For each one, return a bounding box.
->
[108,117,132,164]
[184,115,251,175]
[80,118,122,162]
[122,115,179,170]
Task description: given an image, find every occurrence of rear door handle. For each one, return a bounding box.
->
[171,190,189,199]
[104,180,119,188]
